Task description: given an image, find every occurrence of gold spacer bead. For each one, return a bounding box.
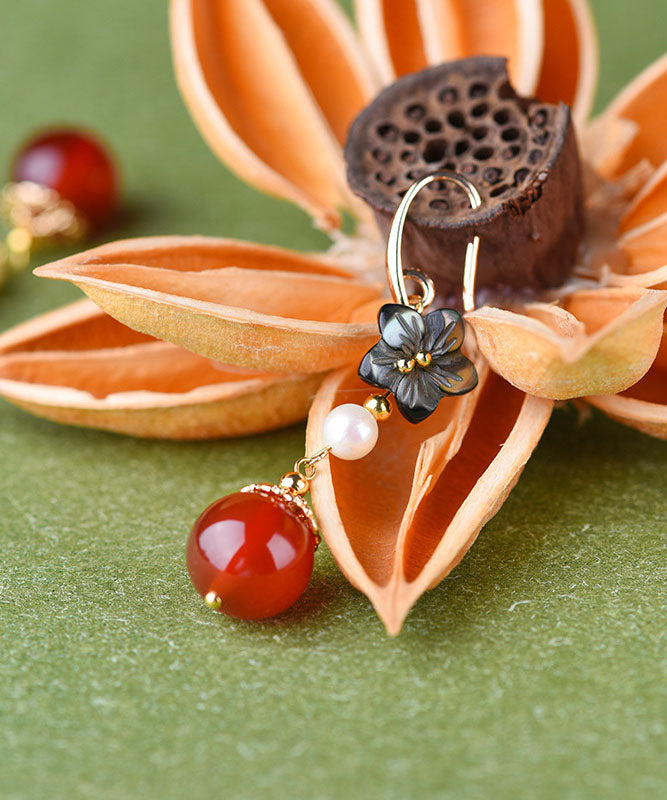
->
[279,471,309,496]
[363,393,392,421]
[204,591,222,610]
[396,357,415,374]
[415,351,432,368]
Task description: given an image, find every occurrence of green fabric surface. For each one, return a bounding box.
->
[1,2,665,798]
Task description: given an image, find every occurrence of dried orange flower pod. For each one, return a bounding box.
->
[466,287,667,399]
[307,363,553,634]
[586,319,667,440]
[0,0,664,635]
[354,0,597,124]
[170,0,379,230]
[34,237,383,373]
[0,300,324,439]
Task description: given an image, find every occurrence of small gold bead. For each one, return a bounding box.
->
[363,394,392,421]
[279,471,309,496]
[204,591,222,610]
[415,351,432,367]
[396,357,415,374]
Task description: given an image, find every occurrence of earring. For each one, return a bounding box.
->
[0,127,119,288]
[185,170,482,620]
[358,170,480,423]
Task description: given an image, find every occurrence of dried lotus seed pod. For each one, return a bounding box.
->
[345,57,584,299]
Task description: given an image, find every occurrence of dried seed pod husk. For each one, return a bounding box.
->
[34,236,383,374]
[593,53,667,178]
[581,151,667,290]
[345,57,584,297]
[307,362,553,634]
[169,0,379,230]
[354,0,597,125]
[466,287,667,399]
[619,160,667,233]
[586,319,667,440]
[0,299,324,439]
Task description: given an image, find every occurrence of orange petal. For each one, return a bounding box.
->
[466,287,667,399]
[0,299,323,439]
[580,114,639,178]
[307,363,552,634]
[34,236,382,374]
[355,0,545,94]
[535,0,598,125]
[609,265,667,291]
[619,159,667,232]
[596,53,667,176]
[587,319,667,439]
[354,0,426,83]
[170,0,377,229]
[618,212,667,278]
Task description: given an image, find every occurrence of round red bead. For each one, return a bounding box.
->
[11,128,118,226]
[186,491,316,620]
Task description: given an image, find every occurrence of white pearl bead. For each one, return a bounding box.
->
[322,403,378,461]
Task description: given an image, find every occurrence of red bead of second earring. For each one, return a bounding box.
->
[11,128,119,227]
[186,491,316,620]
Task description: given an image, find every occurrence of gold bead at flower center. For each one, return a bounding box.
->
[415,351,432,367]
[363,393,392,421]
[396,357,416,373]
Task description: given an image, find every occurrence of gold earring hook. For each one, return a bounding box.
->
[385,170,483,313]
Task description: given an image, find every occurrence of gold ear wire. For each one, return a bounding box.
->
[385,170,482,313]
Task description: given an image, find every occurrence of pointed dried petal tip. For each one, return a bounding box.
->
[467,287,667,400]
[170,0,378,229]
[586,319,667,439]
[0,299,325,439]
[345,57,584,296]
[307,364,552,634]
[34,236,382,374]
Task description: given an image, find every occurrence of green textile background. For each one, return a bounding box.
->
[1,2,665,798]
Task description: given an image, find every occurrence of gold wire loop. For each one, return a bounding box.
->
[386,170,483,313]
[294,446,331,481]
[403,268,435,312]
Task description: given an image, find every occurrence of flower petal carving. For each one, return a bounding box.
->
[466,287,667,399]
[34,236,382,374]
[0,300,325,439]
[586,320,667,440]
[170,0,378,229]
[358,304,477,422]
[307,362,553,634]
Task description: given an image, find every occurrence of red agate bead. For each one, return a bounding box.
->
[11,128,118,226]
[186,490,316,620]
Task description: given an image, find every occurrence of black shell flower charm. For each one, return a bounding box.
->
[359,303,478,424]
